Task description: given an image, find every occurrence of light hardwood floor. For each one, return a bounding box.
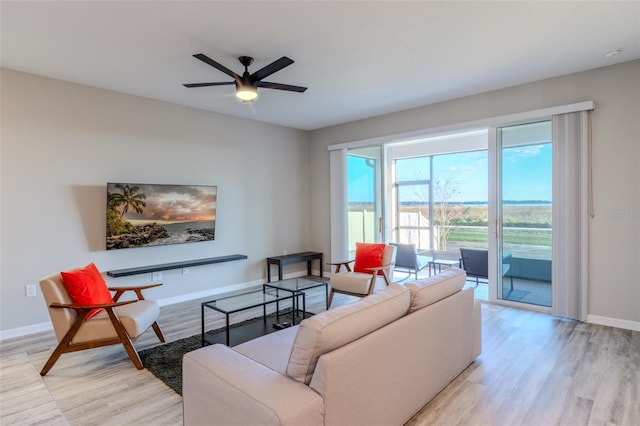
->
[1,288,638,426]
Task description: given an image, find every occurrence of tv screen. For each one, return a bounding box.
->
[106,183,217,250]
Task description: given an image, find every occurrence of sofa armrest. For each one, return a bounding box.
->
[183,345,324,426]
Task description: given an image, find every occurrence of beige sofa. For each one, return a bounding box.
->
[183,267,481,426]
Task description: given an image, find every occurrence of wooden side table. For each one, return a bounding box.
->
[266,251,323,282]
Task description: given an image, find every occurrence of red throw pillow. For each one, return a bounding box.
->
[353,243,387,275]
[60,263,113,320]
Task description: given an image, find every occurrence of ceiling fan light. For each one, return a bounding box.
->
[236,85,258,102]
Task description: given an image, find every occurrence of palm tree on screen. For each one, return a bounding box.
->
[109,184,147,218]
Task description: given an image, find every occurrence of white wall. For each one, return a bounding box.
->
[310,60,640,329]
[3,61,638,335]
[0,69,311,335]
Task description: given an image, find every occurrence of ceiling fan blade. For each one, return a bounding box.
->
[257,81,308,93]
[193,53,238,79]
[183,82,235,88]
[250,57,294,82]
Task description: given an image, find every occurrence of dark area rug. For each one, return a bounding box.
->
[140,333,202,395]
[140,309,306,395]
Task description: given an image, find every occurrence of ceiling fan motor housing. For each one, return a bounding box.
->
[238,56,254,69]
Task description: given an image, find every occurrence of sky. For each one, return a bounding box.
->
[107,183,217,223]
[348,143,552,203]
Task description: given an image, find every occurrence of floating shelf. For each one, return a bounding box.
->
[106,254,248,277]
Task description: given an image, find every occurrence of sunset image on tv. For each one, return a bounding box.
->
[106,183,217,250]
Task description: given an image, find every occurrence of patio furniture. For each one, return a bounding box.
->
[429,258,461,275]
[389,242,431,280]
[459,248,513,291]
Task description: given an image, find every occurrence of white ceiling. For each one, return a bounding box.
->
[2,1,639,131]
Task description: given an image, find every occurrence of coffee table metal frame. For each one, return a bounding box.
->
[262,275,330,318]
[201,288,295,347]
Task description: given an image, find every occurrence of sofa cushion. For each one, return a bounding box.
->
[405,267,466,313]
[234,325,299,374]
[286,284,410,384]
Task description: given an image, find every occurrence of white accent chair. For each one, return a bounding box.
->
[327,243,397,306]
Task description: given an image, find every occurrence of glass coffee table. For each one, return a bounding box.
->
[263,275,330,320]
[201,288,295,347]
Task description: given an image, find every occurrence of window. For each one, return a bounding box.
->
[393,150,488,257]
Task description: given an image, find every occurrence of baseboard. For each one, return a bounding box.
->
[587,314,640,332]
[0,321,53,341]
[0,273,315,341]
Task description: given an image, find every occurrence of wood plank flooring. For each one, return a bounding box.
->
[1,288,638,426]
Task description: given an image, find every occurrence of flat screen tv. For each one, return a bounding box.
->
[106,183,217,250]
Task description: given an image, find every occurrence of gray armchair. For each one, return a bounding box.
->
[389,243,432,280]
[459,247,513,291]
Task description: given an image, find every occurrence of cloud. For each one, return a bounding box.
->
[504,145,545,162]
[110,183,217,222]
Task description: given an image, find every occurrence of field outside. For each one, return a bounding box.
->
[395,204,552,259]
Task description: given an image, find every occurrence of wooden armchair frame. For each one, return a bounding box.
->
[326,259,394,307]
[40,283,165,376]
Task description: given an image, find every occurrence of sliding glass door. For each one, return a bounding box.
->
[496,121,552,307]
[347,146,384,256]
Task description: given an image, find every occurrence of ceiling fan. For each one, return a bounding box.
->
[183,53,307,102]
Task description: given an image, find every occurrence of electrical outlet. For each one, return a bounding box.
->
[182,267,190,274]
[283,249,288,256]
[152,272,162,281]
[25,284,37,297]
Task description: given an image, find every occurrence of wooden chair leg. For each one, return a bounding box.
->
[151,321,165,343]
[327,288,335,307]
[366,274,377,295]
[381,270,391,286]
[105,308,143,370]
[41,345,65,376]
[41,310,90,376]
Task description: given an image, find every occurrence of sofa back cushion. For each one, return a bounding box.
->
[286,284,410,384]
[405,267,466,313]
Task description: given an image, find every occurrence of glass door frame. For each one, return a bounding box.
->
[346,145,386,255]
[487,127,500,302]
[488,123,553,312]
[329,101,589,314]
